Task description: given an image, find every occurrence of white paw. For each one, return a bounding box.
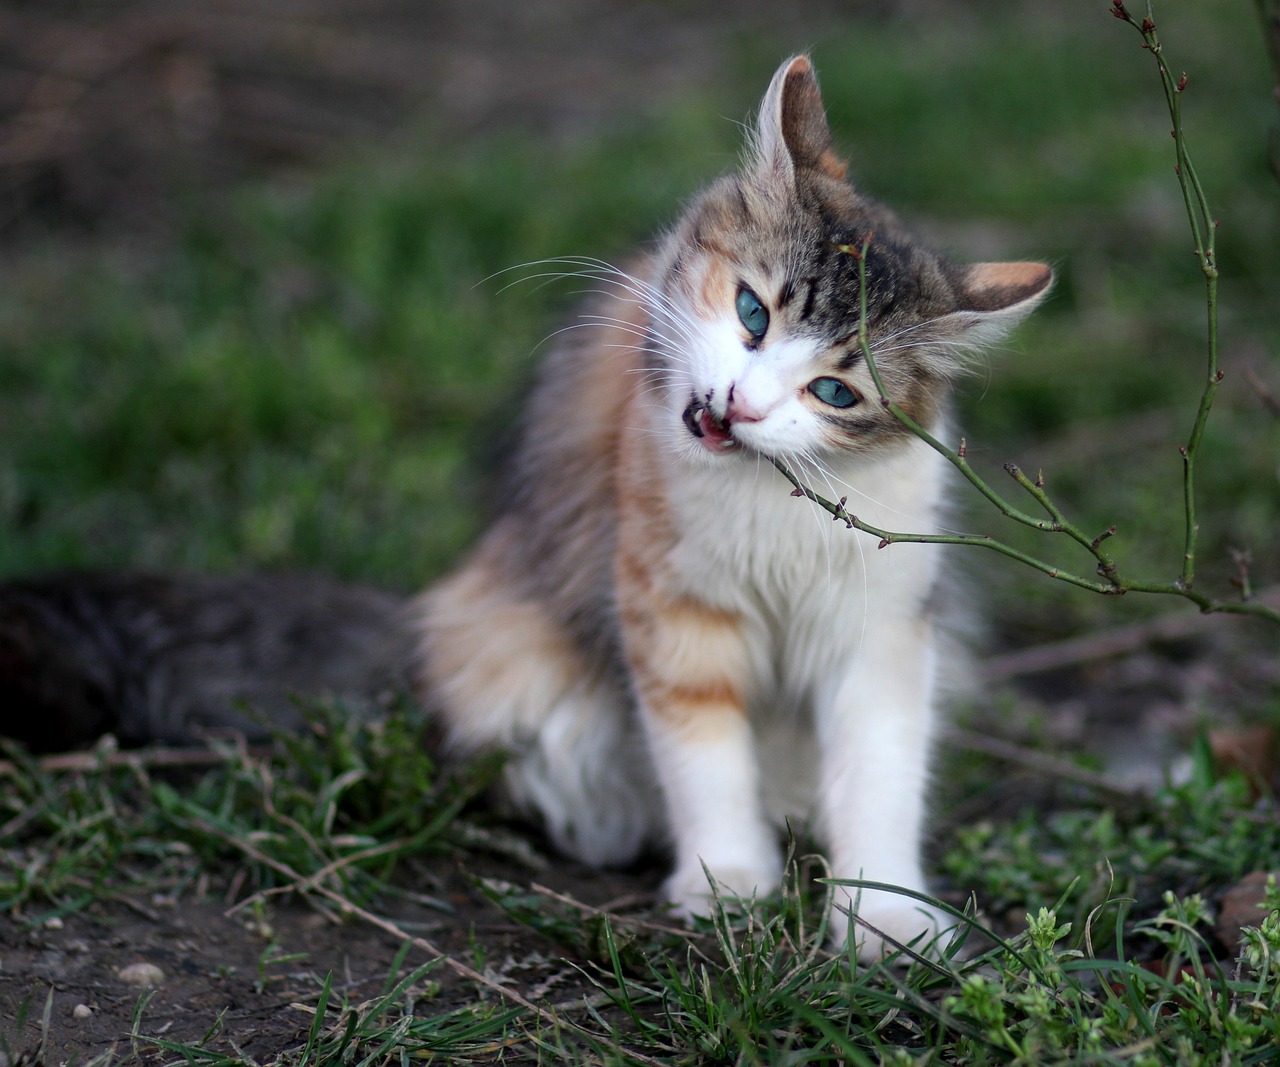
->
[664,860,782,921]
[830,888,957,962]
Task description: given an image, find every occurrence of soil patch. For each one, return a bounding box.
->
[2,852,656,1063]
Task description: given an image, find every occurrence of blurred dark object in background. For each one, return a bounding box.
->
[0,0,869,242]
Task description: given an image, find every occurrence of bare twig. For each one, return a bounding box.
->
[1256,0,1280,181]
[189,820,550,1016]
[0,741,275,780]
[982,586,1280,680]
[527,882,705,944]
[946,726,1147,802]
[1245,365,1280,418]
[1113,2,1222,599]
[182,815,669,1066]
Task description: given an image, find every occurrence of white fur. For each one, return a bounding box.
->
[635,358,956,952]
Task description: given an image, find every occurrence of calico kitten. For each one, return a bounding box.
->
[414,55,1053,958]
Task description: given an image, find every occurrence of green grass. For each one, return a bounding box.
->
[0,700,490,919]
[1,4,1275,603]
[2,1,1279,1063]
[7,715,1280,1063]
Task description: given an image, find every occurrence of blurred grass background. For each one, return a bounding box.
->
[0,0,1275,651]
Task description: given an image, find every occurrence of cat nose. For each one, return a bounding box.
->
[724,383,765,425]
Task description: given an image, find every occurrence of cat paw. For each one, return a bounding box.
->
[830,889,958,963]
[663,861,781,921]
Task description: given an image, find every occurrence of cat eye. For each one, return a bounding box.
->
[808,377,858,408]
[735,287,769,340]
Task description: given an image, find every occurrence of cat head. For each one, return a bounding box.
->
[649,54,1053,463]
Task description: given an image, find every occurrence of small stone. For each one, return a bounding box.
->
[73,1003,93,1020]
[117,961,165,986]
[44,916,64,931]
[1215,870,1279,949]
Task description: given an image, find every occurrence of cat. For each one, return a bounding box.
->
[0,54,1051,960]
[414,54,1053,959]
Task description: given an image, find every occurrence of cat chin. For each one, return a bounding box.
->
[692,431,738,456]
[678,405,816,463]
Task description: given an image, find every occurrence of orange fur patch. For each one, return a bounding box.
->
[695,255,734,321]
[417,530,586,741]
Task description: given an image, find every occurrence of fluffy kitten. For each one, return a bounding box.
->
[414,55,1053,958]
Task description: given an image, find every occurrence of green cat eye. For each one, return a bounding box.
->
[735,287,769,340]
[808,377,858,408]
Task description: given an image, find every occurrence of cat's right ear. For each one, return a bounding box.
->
[752,55,848,187]
[941,261,1056,350]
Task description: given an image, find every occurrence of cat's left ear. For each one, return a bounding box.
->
[942,261,1055,348]
[752,55,848,186]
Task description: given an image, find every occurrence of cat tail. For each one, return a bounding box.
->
[0,571,413,752]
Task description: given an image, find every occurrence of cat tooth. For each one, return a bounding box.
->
[695,409,737,452]
[682,400,706,438]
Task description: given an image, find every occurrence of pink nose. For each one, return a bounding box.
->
[724,385,764,425]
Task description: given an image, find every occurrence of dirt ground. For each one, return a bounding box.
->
[3,2,1279,1063]
[4,612,1277,1064]
[3,619,1278,1064]
[1,848,655,1063]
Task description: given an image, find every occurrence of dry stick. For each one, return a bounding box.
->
[527,883,704,944]
[186,815,668,1067]
[1112,2,1221,597]
[0,743,276,780]
[983,585,1280,680]
[774,5,1279,626]
[1245,365,1280,418]
[1255,0,1280,181]
[945,727,1147,802]
[227,836,422,916]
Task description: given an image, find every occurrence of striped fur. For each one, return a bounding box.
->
[414,55,1052,958]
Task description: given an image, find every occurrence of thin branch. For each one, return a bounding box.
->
[180,814,671,1065]
[982,586,1280,680]
[0,741,275,780]
[1112,3,1223,595]
[946,726,1147,802]
[527,883,705,944]
[1253,0,1280,181]
[768,456,1120,595]
[1245,365,1280,418]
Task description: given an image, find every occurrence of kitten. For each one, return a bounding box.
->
[414,55,1053,958]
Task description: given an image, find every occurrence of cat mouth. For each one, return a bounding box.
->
[681,396,737,453]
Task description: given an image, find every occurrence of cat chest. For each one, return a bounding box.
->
[654,459,943,678]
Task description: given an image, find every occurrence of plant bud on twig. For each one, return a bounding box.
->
[1091,525,1118,551]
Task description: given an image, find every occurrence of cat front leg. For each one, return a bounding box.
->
[815,610,956,960]
[619,591,781,919]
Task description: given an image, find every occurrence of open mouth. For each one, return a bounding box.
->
[681,395,736,453]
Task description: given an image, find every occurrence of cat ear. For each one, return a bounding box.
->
[942,261,1055,347]
[752,55,848,186]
